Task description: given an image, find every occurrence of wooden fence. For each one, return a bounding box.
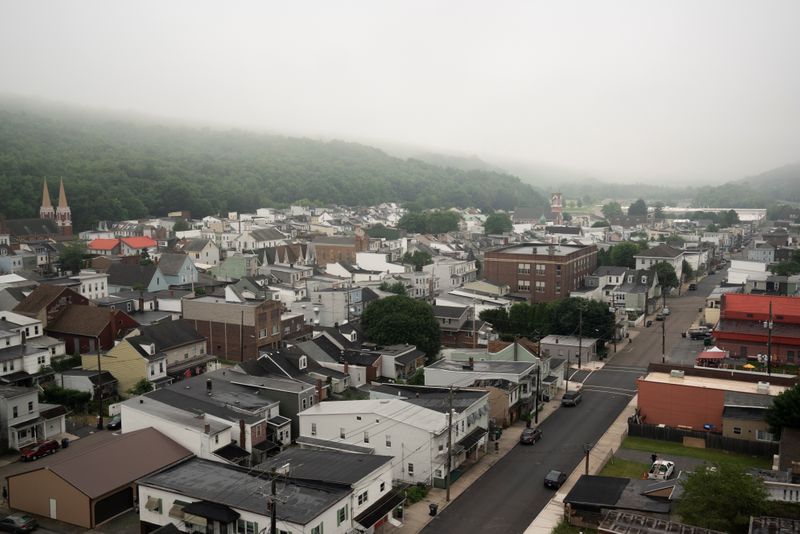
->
[627,421,779,458]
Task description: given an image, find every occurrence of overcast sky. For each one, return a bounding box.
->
[1,1,799,184]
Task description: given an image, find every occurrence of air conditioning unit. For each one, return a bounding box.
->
[757,382,770,394]
[670,370,685,378]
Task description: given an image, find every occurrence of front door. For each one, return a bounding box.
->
[49,498,57,519]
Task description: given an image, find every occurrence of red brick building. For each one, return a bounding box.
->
[483,242,597,303]
[713,294,800,364]
[311,228,369,266]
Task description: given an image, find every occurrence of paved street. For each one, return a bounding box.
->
[421,268,728,534]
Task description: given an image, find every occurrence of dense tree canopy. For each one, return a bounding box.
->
[479,298,614,344]
[366,224,400,240]
[627,198,647,216]
[770,250,800,277]
[597,241,648,269]
[361,296,441,360]
[402,251,433,272]
[601,202,624,220]
[484,212,513,234]
[652,262,679,289]
[0,101,548,231]
[766,384,800,438]
[59,240,87,274]
[676,463,767,533]
[398,211,461,234]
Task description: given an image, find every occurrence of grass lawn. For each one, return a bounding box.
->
[623,436,771,469]
[552,519,597,534]
[599,457,650,478]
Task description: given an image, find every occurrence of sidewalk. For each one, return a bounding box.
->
[392,397,565,534]
[523,395,638,534]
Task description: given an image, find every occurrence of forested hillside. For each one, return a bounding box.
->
[691,164,800,208]
[0,101,547,232]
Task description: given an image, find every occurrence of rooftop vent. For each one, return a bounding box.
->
[670,370,685,378]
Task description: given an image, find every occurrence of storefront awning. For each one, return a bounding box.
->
[182,500,240,524]
[457,427,488,451]
[354,490,406,529]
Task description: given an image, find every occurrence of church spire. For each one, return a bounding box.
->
[58,177,68,208]
[40,179,55,219]
[54,177,72,237]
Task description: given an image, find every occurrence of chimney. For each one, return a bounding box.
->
[206,378,212,393]
[239,419,246,449]
[316,379,323,401]
[343,362,349,375]
[204,423,211,434]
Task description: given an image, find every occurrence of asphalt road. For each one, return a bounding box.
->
[422,268,728,534]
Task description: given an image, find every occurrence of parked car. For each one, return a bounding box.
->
[106,414,121,430]
[0,513,38,533]
[647,460,675,480]
[544,470,567,489]
[520,427,543,445]
[688,283,697,290]
[19,439,60,462]
[645,319,653,327]
[561,391,583,407]
[655,313,665,321]
[662,307,670,316]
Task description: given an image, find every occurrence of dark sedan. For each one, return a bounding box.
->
[519,427,542,445]
[544,470,567,489]
[0,513,38,533]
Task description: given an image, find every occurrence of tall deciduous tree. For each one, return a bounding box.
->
[627,198,647,216]
[59,240,86,274]
[676,463,767,533]
[403,251,433,271]
[484,212,513,234]
[601,202,624,220]
[766,384,800,438]
[652,262,679,289]
[361,296,441,360]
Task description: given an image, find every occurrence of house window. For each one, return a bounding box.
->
[757,429,775,442]
[311,423,317,436]
[340,427,346,439]
[12,406,17,418]
[408,463,414,475]
[386,435,391,447]
[337,505,348,525]
[517,263,530,274]
[37,356,46,365]
[159,362,164,373]
[380,482,386,492]
[364,431,369,443]
[301,398,307,410]
[236,520,258,534]
[34,326,39,335]
[357,491,369,505]
[535,264,546,274]
[517,279,530,291]
[788,351,795,363]
[27,401,33,413]
[298,356,307,370]
[733,427,741,435]
[535,281,545,293]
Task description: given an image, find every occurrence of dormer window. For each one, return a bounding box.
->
[298,356,307,370]
[627,276,634,283]
[641,276,647,284]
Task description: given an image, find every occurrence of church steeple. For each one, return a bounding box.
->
[54,177,72,236]
[40,179,55,220]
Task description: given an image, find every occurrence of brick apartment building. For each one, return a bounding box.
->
[182,296,282,361]
[483,242,598,303]
[311,228,369,266]
[713,293,800,364]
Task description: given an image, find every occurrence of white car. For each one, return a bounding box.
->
[662,307,671,316]
[647,460,675,480]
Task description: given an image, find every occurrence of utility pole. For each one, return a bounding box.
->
[766,301,773,376]
[584,443,592,475]
[534,364,540,425]
[661,291,666,364]
[270,472,277,534]
[95,336,104,430]
[446,386,454,502]
[577,305,583,370]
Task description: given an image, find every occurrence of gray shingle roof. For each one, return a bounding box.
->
[157,253,190,276]
[256,449,392,485]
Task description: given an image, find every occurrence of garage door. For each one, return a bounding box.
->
[94,487,133,525]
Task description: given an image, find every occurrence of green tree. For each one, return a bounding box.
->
[769,250,800,277]
[128,378,154,396]
[676,463,767,533]
[402,251,433,272]
[652,262,679,289]
[59,240,86,274]
[139,250,154,266]
[484,212,513,234]
[407,368,425,385]
[378,281,408,296]
[720,209,741,227]
[550,298,614,340]
[627,198,647,216]
[361,296,441,360]
[479,308,510,335]
[367,224,400,240]
[766,384,800,439]
[173,218,190,232]
[608,242,646,269]
[653,202,665,219]
[601,202,624,220]
[591,220,609,227]
[682,259,694,282]
[706,223,719,233]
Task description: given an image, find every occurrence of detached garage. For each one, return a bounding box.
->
[7,428,191,528]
